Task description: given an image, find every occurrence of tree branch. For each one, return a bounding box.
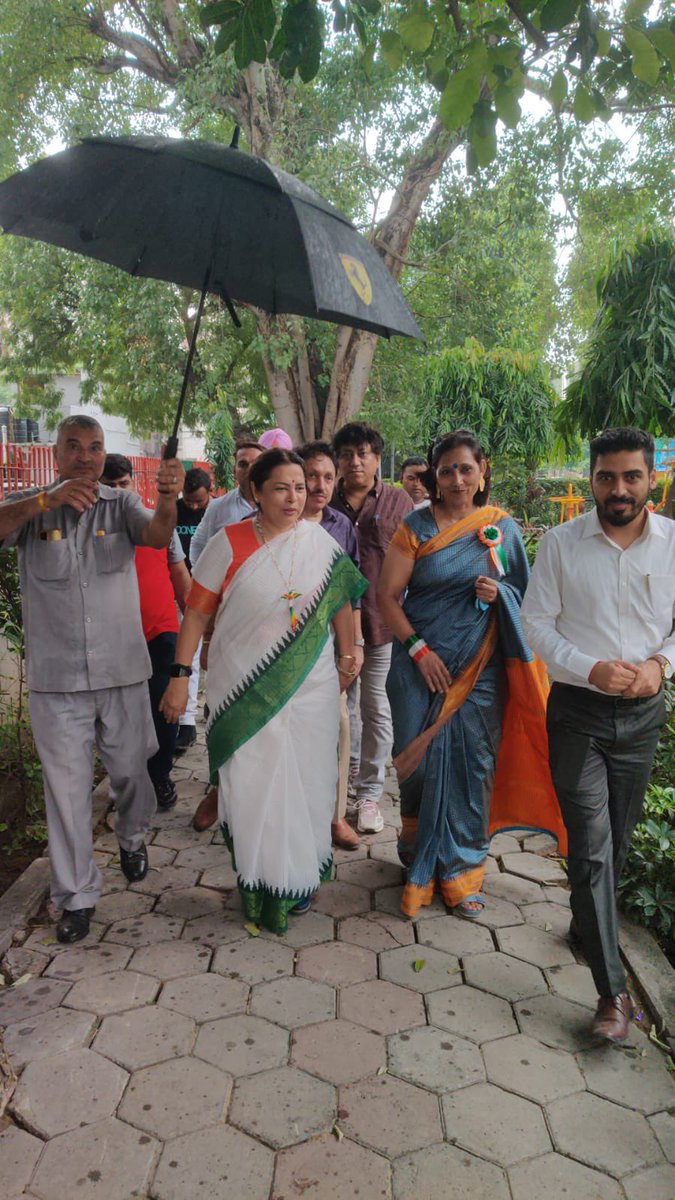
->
[87,6,179,85]
[504,0,549,52]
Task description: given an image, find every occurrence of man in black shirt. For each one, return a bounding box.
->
[174,467,211,750]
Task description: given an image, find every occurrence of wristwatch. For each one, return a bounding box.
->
[649,655,673,683]
[169,663,193,678]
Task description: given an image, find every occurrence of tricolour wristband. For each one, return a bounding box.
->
[412,644,431,663]
[407,638,427,659]
[404,632,419,651]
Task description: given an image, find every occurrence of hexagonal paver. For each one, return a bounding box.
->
[368,839,400,865]
[457,894,524,928]
[44,943,132,980]
[483,1033,584,1104]
[366,910,416,944]
[483,873,545,906]
[129,940,211,980]
[3,1006,96,1069]
[543,885,571,907]
[338,915,413,953]
[335,859,403,890]
[0,1125,44,1195]
[340,1073,442,1158]
[0,976,71,1025]
[230,1065,335,1148]
[158,972,249,1022]
[577,1040,675,1115]
[150,826,208,851]
[515,994,598,1052]
[200,860,239,889]
[379,945,462,993]
[545,963,598,1009]
[489,833,523,857]
[649,1110,675,1163]
[464,951,547,1002]
[291,1018,386,1084]
[295,941,377,987]
[521,901,572,937]
[508,1152,624,1200]
[443,1082,551,1166]
[62,969,159,1015]
[547,1092,662,1177]
[272,1133,391,1199]
[496,924,575,969]
[311,881,371,919]
[501,851,567,884]
[394,1143,510,1200]
[172,843,228,871]
[152,1124,274,1200]
[258,910,336,949]
[181,913,249,945]
[623,1163,675,1200]
[93,890,155,923]
[29,1116,159,1200]
[129,865,200,894]
[93,1004,195,1069]
[195,1013,289,1076]
[22,922,102,955]
[388,1026,484,1093]
[155,886,224,920]
[11,1047,128,1138]
[103,912,185,946]
[416,915,494,957]
[339,979,426,1035]
[427,985,518,1044]
[211,936,294,985]
[118,1054,231,1140]
[250,975,335,1029]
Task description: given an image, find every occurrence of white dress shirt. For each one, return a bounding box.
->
[521,507,675,690]
[189,487,255,567]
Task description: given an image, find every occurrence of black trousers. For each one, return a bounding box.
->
[546,683,665,997]
[146,631,178,787]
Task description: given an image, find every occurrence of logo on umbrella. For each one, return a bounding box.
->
[339,255,372,305]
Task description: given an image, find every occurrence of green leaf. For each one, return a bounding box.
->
[274,0,322,82]
[214,18,239,55]
[412,958,426,972]
[624,0,652,18]
[572,81,595,122]
[469,127,498,167]
[199,1,240,28]
[399,12,434,53]
[465,38,489,75]
[624,26,661,84]
[362,42,376,78]
[494,84,521,128]
[439,68,480,132]
[233,0,275,68]
[594,26,611,55]
[381,30,404,72]
[539,0,579,34]
[549,67,568,107]
[649,25,675,68]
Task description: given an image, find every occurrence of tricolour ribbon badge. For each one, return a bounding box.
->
[477,524,508,576]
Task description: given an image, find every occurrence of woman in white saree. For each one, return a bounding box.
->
[161,449,366,933]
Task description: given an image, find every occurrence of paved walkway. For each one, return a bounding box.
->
[1,729,673,1200]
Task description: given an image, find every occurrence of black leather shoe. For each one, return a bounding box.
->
[155,777,178,811]
[119,844,149,882]
[56,907,94,944]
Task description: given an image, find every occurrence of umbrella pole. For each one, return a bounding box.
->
[164,271,210,460]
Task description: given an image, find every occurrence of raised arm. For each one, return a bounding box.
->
[140,456,186,549]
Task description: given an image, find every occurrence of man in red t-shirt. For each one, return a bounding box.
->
[102,455,190,810]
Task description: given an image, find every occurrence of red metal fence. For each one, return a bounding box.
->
[0,443,214,509]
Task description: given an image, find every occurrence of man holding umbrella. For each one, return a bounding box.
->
[0,414,185,943]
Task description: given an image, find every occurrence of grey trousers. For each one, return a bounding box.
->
[30,683,158,912]
[546,683,665,997]
[347,643,393,806]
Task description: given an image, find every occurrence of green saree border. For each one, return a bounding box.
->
[207,550,366,781]
[221,821,333,934]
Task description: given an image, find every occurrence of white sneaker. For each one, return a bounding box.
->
[358,801,384,834]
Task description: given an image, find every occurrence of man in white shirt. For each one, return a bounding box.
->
[522,427,674,1043]
[189,441,262,567]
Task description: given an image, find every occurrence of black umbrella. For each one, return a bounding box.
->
[0,134,422,455]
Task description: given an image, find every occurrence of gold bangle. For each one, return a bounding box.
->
[37,490,49,511]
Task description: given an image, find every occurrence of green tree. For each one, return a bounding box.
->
[557,229,675,439]
[416,337,558,495]
[0,1,670,441]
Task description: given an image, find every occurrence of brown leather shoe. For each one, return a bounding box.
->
[592,992,633,1043]
[192,786,218,832]
[331,818,360,850]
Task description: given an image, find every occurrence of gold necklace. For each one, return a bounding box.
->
[255,516,302,631]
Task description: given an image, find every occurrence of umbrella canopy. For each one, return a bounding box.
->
[0,135,422,341]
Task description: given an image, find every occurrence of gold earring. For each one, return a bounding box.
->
[478,476,485,492]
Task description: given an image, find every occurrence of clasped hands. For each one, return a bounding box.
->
[588,658,662,698]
